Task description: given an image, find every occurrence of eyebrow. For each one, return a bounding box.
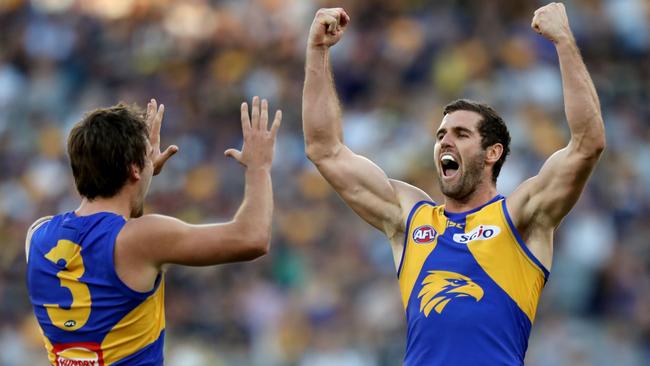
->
[436,126,474,137]
[453,126,473,134]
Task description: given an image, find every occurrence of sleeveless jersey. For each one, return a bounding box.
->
[398,195,549,366]
[26,212,165,366]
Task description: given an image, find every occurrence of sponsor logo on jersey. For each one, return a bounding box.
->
[452,225,501,244]
[52,342,104,366]
[412,225,437,244]
[417,270,484,316]
[446,220,464,229]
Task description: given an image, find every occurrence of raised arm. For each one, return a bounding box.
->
[303,8,430,240]
[508,3,605,263]
[115,97,281,291]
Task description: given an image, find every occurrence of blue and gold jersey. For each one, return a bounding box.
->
[26,212,165,366]
[398,195,549,366]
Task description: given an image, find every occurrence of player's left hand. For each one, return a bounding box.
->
[146,98,178,176]
[531,2,573,45]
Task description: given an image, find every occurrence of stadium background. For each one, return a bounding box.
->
[0,0,648,365]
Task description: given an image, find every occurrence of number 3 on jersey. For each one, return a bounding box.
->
[44,239,91,331]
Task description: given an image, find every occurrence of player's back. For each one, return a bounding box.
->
[26,211,165,366]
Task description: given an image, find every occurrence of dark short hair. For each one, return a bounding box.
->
[67,103,149,199]
[443,99,511,183]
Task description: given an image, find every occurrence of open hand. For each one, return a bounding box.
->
[225,96,281,170]
[146,99,178,176]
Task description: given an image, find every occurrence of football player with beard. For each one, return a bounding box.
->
[302,3,604,365]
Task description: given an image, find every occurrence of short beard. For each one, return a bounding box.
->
[438,151,486,202]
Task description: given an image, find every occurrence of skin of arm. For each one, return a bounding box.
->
[116,97,282,292]
[303,8,430,267]
[507,2,606,269]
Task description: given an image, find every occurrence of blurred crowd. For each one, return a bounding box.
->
[0,0,649,365]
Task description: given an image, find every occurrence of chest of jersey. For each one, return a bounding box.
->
[397,197,548,365]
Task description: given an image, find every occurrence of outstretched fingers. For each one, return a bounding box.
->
[228,97,281,168]
[260,99,269,131]
[146,98,164,148]
[241,101,251,133]
[154,145,179,175]
[224,148,243,164]
[251,96,260,130]
[146,98,178,175]
[270,110,282,138]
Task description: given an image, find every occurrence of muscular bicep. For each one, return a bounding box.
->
[510,141,601,230]
[312,143,429,238]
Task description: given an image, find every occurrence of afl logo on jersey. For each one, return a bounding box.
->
[453,225,501,244]
[412,225,437,244]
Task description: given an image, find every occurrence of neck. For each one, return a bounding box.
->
[75,192,132,219]
[443,181,498,213]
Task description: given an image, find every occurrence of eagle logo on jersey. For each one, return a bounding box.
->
[417,270,484,316]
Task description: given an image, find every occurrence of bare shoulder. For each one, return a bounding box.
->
[118,214,186,247]
[389,179,433,226]
[114,214,181,292]
[505,177,536,223]
[505,176,556,269]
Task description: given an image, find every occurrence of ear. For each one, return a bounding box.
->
[485,143,504,165]
[129,164,142,182]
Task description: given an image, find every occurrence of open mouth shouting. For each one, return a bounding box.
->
[440,153,460,180]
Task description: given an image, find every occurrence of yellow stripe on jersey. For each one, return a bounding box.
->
[41,327,56,365]
[465,201,545,322]
[101,280,166,364]
[398,202,445,309]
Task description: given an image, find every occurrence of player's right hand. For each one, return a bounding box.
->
[308,8,350,49]
[225,96,281,170]
[146,98,178,176]
[531,2,572,45]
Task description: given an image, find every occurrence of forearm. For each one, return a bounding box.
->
[303,47,344,160]
[233,167,273,245]
[556,37,605,153]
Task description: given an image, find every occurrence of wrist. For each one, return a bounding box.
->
[554,32,575,48]
[306,46,330,74]
[307,44,330,54]
[245,165,272,174]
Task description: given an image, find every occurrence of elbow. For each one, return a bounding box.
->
[230,218,271,261]
[242,232,271,260]
[587,132,606,160]
[571,130,606,161]
[589,118,607,158]
[252,235,271,258]
[305,141,340,165]
[593,139,606,159]
[305,144,324,163]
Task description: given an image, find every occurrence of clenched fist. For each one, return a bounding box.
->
[531,2,573,45]
[308,8,350,49]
